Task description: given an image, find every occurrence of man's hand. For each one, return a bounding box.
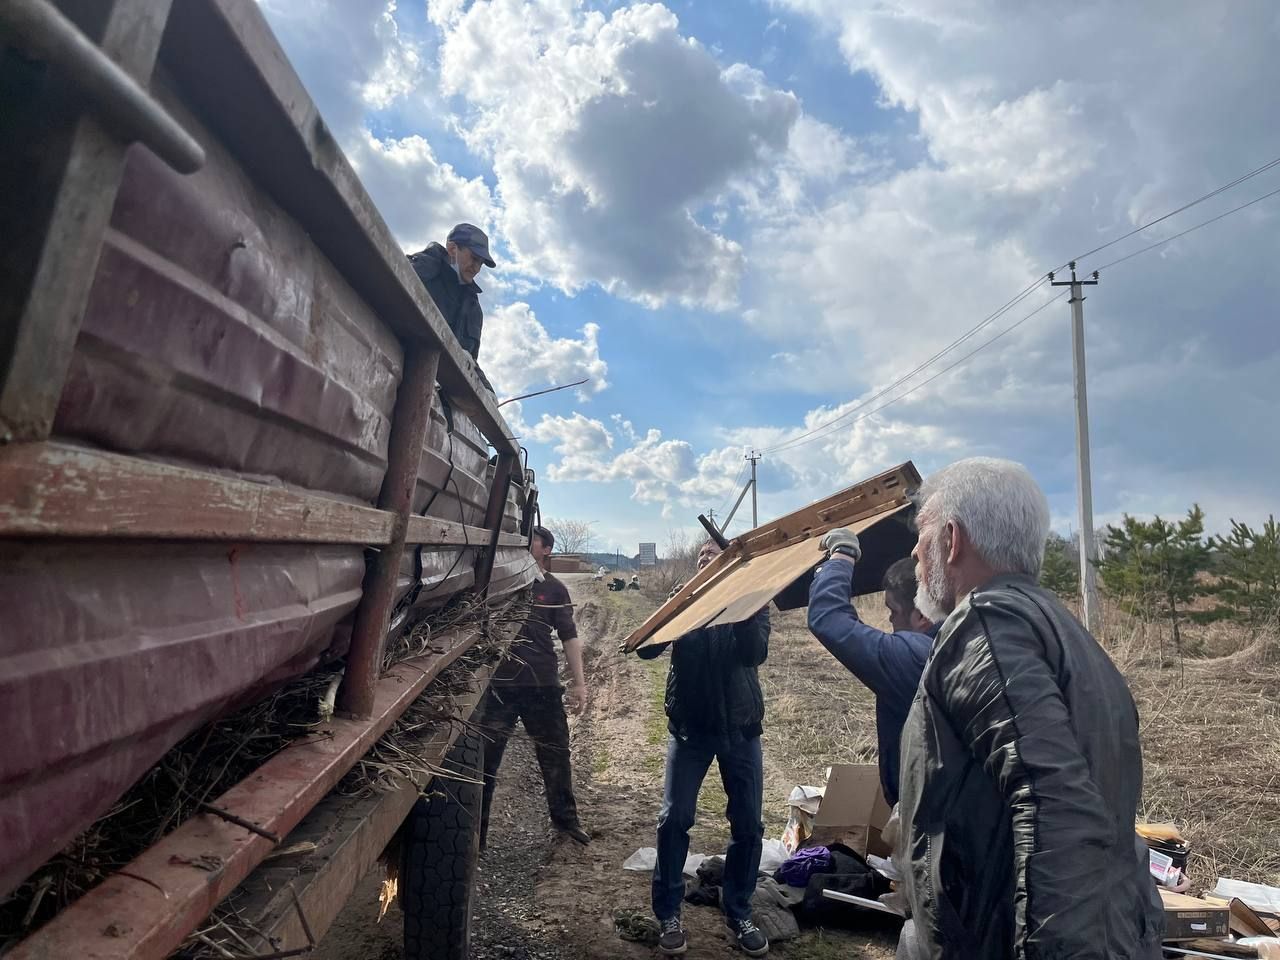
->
[820,528,862,562]
[667,581,684,599]
[566,682,588,715]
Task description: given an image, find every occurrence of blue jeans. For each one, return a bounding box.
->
[652,731,764,923]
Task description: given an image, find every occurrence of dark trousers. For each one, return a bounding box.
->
[652,732,764,923]
[478,683,579,847]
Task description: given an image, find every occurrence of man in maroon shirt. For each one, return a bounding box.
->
[478,526,591,848]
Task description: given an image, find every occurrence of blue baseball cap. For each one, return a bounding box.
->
[447,222,496,268]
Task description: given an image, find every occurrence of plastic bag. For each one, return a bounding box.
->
[760,838,789,874]
[621,847,706,877]
[781,785,824,853]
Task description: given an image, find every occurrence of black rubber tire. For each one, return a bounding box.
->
[401,728,484,960]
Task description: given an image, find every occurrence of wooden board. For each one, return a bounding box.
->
[0,441,395,543]
[623,462,920,651]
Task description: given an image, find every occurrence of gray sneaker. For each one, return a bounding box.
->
[658,916,687,955]
[727,917,769,957]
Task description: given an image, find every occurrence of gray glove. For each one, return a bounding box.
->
[820,528,862,562]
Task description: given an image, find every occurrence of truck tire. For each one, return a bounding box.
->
[401,728,484,960]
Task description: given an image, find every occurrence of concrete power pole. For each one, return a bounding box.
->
[1050,262,1101,633]
[746,450,761,528]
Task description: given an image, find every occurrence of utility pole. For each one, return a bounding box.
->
[746,449,761,528]
[1050,262,1101,633]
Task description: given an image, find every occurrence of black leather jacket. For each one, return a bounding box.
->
[637,608,769,739]
[898,575,1164,959]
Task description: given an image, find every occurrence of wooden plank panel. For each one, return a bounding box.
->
[634,502,911,650]
[0,441,394,543]
[622,462,921,651]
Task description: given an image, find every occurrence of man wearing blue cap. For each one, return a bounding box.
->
[409,222,496,365]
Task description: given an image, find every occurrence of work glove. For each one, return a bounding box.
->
[820,528,862,562]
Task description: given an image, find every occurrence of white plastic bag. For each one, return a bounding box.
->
[622,847,706,877]
[623,847,657,872]
[760,838,789,874]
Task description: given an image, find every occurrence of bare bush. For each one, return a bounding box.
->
[543,517,596,555]
[644,528,702,600]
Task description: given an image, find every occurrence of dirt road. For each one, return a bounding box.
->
[312,581,1280,959]
[314,581,899,959]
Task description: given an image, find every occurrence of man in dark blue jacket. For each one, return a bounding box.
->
[807,529,936,806]
[637,539,771,958]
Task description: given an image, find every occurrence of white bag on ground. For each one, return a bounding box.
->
[759,838,789,874]
[622,847,706,877]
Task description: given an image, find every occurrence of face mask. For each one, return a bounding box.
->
[449,255,461,280]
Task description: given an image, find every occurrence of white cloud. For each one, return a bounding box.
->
[347,133,494,253]
[433,1,801,309]
[259,0,493,251]
[479,302,608,401]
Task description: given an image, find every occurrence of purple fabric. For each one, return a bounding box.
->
[776,846,833,887]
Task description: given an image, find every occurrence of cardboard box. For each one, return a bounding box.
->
[806,764,893,859]
[1160,889,1231,941]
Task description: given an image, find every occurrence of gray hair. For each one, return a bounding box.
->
[916,457,1050,577]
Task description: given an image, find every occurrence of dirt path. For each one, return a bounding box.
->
[310,582,1280,959]
[314,582,898,959]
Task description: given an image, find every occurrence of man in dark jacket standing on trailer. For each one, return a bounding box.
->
[807,545,935,806]
[408,222,494,378]
[895,457,1164,960]
[478,525,591,850]
[637,539,771,958]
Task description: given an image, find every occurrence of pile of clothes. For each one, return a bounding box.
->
[680,843,892,942]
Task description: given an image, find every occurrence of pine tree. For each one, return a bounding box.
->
[1040,533,1079,600]
[1099,506,1211,662]
[1213,516,1280,625]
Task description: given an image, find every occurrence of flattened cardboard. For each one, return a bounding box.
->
[1161,889,1231,942]
[807,764,893,859]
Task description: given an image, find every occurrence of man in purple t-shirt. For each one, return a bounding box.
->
[478,526,591,848]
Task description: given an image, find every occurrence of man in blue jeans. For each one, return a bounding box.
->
[806,529,937,806]
[636,539,771,957]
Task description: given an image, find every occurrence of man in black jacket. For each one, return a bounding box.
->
[408,222,494,365]
[637,540,771,958]
[897,457,1164,960]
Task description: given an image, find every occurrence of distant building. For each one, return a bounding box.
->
[638,542,658,568]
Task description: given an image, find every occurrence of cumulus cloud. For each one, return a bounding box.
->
[259,0,494,249]
[433,1,801,308]
[529,413,773,517]
[346,133,494,252]
[479,302,609,401]
[740,0,1280,523]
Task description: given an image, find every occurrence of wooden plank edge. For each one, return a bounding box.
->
[0,441,394,543]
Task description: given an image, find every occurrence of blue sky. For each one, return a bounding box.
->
[259,0,1280,556]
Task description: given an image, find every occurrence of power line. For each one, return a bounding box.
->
[713,460,748,516]
[763,275,1051,455]
[1056,152,1280,273]
[759,156,1280,459]
[768,291,1068,456]
[1093,183,1280,273]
